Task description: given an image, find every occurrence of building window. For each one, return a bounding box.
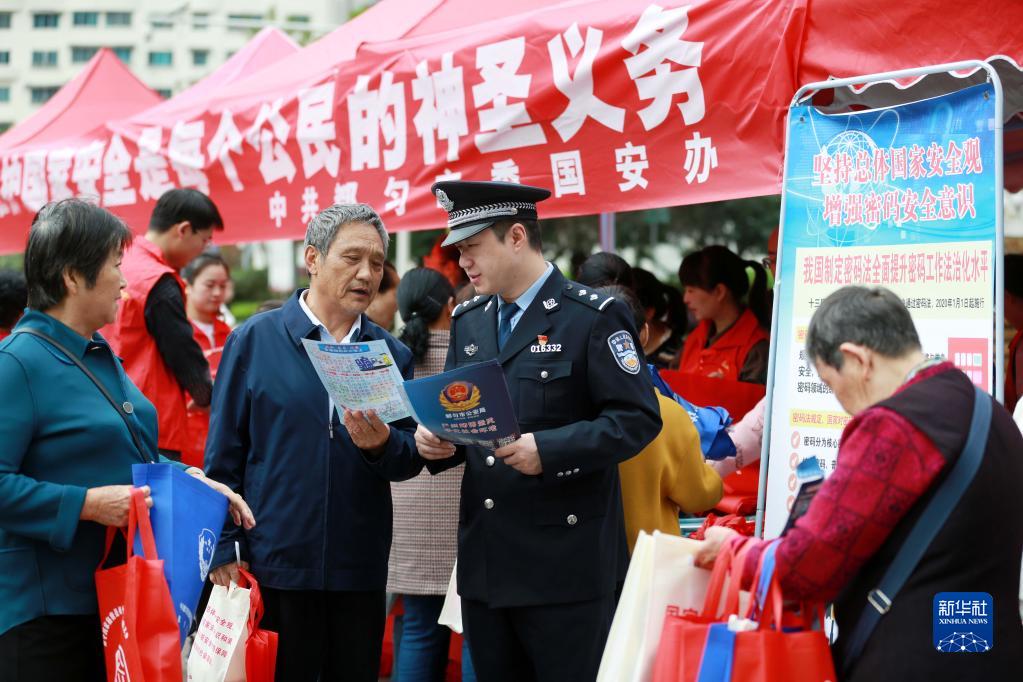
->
[156,88,172,99]
[73,11,99,26]
[33,13,60,28]
[151,16,173,29]
[192,12,209,29]
[32,51,58,68]
[30,86,59,104]
[106,12,131,27]
[0,52,9,65]
[226,13,262,31]
[192,50,209,67]
[286,14,311,24]
[148,51,173,67]
[113,46,132,63]
[0,12,11,29]
[72,47,99,63]
[0,87,9,103]
[0,123,11,133]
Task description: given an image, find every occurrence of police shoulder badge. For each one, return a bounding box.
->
[436,188,454,211]
[607,329,641,374]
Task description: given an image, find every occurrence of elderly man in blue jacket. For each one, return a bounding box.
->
[205,204,425,682]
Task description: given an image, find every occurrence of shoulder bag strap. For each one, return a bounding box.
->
[842,385,992,669]
[13,328,154,463]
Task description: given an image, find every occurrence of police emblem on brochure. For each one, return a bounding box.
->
[608,330,641,374]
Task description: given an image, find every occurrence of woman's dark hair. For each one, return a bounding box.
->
[149,188,224,234]
[678,245,771,330]
[0,269,27,329]
[577,252,634,289]
[182,251,231,284]
[806,286,920,370]
[632,268,667,320]
[397,267,454,362]
[25,199,133,310]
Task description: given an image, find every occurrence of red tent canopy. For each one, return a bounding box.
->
[0,49,161,151]
[0,0,1021,254]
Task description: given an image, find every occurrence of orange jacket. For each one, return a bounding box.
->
[181,317,231,467]
[102,239,190,453]
[677,308,768,382]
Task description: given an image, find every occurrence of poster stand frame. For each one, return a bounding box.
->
[755,60,1005,537]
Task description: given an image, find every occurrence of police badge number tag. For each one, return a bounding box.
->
[608,330,641,374]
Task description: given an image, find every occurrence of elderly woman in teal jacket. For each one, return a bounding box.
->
[0,199,253,681]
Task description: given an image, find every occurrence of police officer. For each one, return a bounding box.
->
[415,181,662,681]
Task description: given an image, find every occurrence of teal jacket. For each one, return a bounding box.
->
[0,310,164,636]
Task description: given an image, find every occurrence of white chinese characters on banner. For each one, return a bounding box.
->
[46,148,75,202]
[551,150,585,197]
[301,186,320,224]
[413,53,469,165]
[683,131,717,184]
[474,37,547,153]
[298,81,341,179]
[135,126,175,201]
[384,177,410,216]
[169,120,209,193]
[103,134,136,206]
[21,151,48,211]
[622,4,705,130]
[349,73,407,172]
[269,190,287,228]
[245,98,298,184]
[208,110,246,192]
[491,159,520,183]
[615,142,649,191]
[72,141,104,198]
[547,23,625,142]
[0,157,21,201]
[334,181,359,205]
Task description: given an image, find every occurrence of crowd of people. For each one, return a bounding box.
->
[0,182,1021,681]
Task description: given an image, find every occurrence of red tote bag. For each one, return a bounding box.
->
[95,488,183,682]
[236,566,279,682]
[651,538,750,682]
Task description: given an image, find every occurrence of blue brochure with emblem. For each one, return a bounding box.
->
[401,359,521,450]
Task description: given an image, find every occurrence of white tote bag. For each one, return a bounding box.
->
[598,531,714,682]
[438,561,463,634]
[186,581,251,682]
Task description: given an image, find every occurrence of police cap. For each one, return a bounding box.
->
[432,180,551,247]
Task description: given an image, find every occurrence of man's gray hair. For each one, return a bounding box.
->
[304,203,389,254]
[805,286,921,370]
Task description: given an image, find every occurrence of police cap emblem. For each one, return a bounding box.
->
[435,188,454,211]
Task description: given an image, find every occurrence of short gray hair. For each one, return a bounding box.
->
[304,203,389,254]
[805,286,921,370]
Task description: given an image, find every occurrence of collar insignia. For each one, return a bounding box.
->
[542,298,557,310]
[464,343,478,357]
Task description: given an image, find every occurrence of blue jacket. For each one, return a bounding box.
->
[0,310,161,636]
[205,291,425,591]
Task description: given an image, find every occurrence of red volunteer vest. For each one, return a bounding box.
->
[181,318,231,467]
[677,308,768,382]
[102,239,190,453]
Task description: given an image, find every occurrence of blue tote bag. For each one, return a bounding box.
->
[132,463,229,642]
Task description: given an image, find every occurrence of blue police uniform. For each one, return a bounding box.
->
[428,181,662,681]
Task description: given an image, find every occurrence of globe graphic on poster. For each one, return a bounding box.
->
[813,129,887,247]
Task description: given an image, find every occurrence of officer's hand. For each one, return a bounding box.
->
[343,409,391,454]
[415,425,456,460]
[209,560,249,587]
[494,433,542,475]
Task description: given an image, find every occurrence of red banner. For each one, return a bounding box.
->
[0,0,806,253]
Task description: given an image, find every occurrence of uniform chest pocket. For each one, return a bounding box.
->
[516,360,573,424]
